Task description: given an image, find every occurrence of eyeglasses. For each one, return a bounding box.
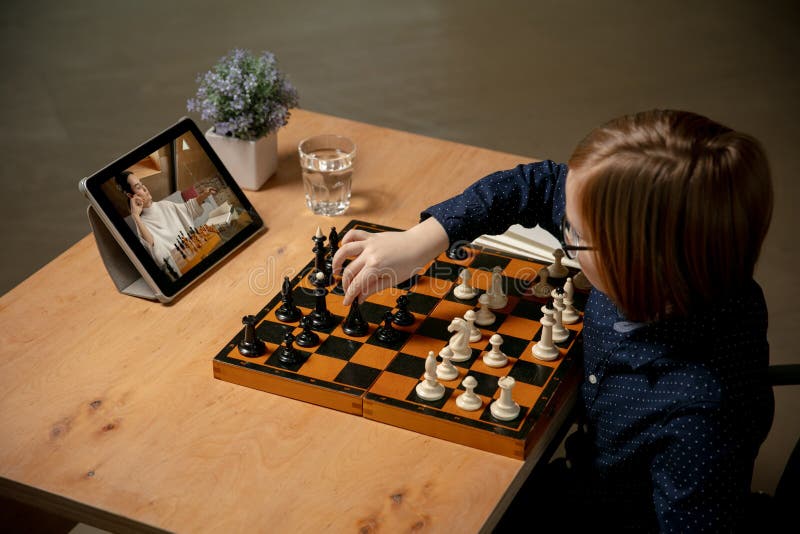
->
[559,214,595,260]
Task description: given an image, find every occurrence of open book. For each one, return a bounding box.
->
[472,224,580,269]
[205,202,235,227]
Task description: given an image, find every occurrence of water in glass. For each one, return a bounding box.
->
[300,147,353,216]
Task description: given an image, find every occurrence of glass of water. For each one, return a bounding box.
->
[298,134,356,216]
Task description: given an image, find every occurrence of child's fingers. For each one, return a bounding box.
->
[341,255,367,305]
[331,240,367,275]
[358,270,393,302]
[344,266,392,306]
[340,229,372,246]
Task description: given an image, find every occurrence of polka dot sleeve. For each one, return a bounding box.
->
[419,160,567,245]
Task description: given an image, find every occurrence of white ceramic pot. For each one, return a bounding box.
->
[205,127,278,190]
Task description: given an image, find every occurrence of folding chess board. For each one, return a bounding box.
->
[213,220,588,459]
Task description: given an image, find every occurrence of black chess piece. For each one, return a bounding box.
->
[446,241,469,261]
[238,315,266,357]
[392,295,415,326]
[295,315,320,348]
[278,331,300,365]
[375,310,399,344]
[309,287,334,330]
[162,258,179,280]
[275,276,301,322]
[309,228,331,287]
[342,299,369,337]
[325,226,339,274]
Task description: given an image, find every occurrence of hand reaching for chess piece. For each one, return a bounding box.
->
[332,218,449,306]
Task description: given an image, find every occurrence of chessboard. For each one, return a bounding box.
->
[213,219,589,459]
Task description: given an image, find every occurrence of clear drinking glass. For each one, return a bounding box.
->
[298,134,356,216]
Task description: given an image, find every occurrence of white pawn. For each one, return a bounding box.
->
[572,270,592,291]
[487,266,508,309]
[436,348,459,381]
[474,294,496,326]
[453,268,478,300]
[456,375,482,411]
[483,334,508,368]
[416,351,445,401]
[562,277,580,324]
[549,290,571,343]
[532,310,560,361]
[463,309,482,342]
[548,249,569,278]
[532,266,553,298]
[490,376,520,421]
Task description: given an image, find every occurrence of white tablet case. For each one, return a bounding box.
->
[87,205,163,301]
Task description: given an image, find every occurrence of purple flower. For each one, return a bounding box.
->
[186,48,300,141]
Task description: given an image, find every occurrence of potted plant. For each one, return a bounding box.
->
[187,48,299,190]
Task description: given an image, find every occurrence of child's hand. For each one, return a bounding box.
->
[332,218,449,305]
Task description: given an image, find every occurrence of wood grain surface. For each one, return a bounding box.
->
[0,109,567,533]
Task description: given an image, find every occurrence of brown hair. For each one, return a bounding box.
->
[568,110,773,322]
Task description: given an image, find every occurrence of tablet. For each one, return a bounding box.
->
[79,117,265,303]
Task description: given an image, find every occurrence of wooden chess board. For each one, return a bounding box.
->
[213,220,588,459]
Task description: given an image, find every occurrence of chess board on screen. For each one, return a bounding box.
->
[213,220,589,459]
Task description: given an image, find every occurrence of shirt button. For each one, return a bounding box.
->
[589,374,598,384]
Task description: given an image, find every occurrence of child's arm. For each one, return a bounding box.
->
[333,160,567,304]
[420,160,567,245]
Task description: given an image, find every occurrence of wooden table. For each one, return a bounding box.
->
[0,109,576,533]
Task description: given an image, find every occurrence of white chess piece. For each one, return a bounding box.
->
[548,249,569,278]
[572,270,592,291]
[440,317,472,362]
[483,333,508,368]
[436,348,459,381]
[562,277,580,324]
[532,309,560,361]
[474,294,496,326]
[549,290,571,343]
[490,376,520,421]
[456,375,482,411]
[532,266,553,298]
[453,268,479,300]
[487,266,508,309]
[416,351,446,401]
[463,309,482,342]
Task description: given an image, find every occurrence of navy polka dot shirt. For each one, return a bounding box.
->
[422,161,774,532]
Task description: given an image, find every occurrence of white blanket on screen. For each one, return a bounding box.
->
[137,198,203,267]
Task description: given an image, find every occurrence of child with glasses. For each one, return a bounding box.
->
[332,109,774,532]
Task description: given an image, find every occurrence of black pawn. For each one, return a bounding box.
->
[295,315,320,348]
[309,287,334,330]
[376,310,399,344]
[446,241,469,260]
[392,295,415,326]
[275,276,301,322]
[238,315,266,357]
[342,299,369,337]
[278,331,300,365]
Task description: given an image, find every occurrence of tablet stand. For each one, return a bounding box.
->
[87,205,161,301]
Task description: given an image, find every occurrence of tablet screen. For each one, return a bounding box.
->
[81,117,264,299]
